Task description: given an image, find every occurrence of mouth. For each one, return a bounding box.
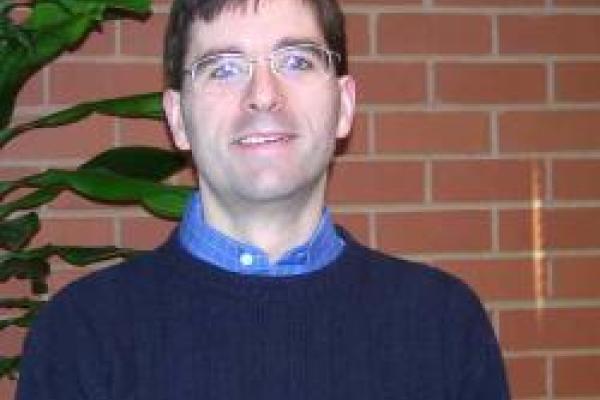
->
[232,133,297,146]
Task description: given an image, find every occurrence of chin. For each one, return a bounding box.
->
[236,180,312,203]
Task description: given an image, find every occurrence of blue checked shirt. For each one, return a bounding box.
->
[178,192,345,276]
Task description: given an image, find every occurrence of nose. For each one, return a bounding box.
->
[244,62,284,113]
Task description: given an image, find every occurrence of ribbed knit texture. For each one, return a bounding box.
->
[17,229,510,400]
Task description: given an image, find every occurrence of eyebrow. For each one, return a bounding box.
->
[275,37,325,50]
[190,37,326,63]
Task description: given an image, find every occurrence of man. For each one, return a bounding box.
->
[16,0,511,398]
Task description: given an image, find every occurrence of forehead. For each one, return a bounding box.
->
[186,0,325,58]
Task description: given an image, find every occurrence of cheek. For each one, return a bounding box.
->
[188,95,240,130]
[295,87,340,126]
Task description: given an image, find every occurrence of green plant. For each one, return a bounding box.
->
[0,0,192,379]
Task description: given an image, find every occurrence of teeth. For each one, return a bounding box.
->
[236,135,290,145]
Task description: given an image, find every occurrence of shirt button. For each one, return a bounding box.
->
[239,253,254,266]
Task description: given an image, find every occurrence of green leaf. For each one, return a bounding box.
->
[0,2,34,53]
[0,245,136,296]
[102,0,150,13]
[142,189,190,219]
[0,187,61,219]
[0,0,152,129]
[0,257,50,294]
[0,43,24,129]
[0,167,190,220]
[53,245,139,265]
[0,180,15,196]
[0,245,137,275]
[25,169,191,219]
[0,212,40,251]
[0,308,38,329]
[0,92,162,147]
[0,356,20,380]
[24,1,91,31]
[0,298,44,311]
[81,146,186,181]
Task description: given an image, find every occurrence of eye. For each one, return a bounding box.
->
[206,57,247,80]
[277,51,316,74]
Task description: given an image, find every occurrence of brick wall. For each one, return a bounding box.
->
[2,0,600,398]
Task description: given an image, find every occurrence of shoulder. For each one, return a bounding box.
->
[58,246,169,299]
[341,235,509,396]
[37,232,186,323]
[342,236,482,311]
[336,233,495,345]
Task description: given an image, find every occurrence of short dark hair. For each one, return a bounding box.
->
[163,0,347,90]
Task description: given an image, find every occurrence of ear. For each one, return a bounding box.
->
[335,75,356,140]
[163,89,191,151]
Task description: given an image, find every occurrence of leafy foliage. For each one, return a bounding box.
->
[0,0,151,129]
[0,92,163,147]
[0,0,188,381]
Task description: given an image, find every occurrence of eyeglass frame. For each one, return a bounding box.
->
[182,43,341,90]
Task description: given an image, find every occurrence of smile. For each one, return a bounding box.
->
[232,133,296,146]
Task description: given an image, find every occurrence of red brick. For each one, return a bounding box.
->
[338,112,368,155]
[436,0,542,4]
[0,379,16,400]
[0,279,32,299]
[0,326,26,355]
[436,63,546,104]
[121,217,177,249]
[73,21,116,56]
[498,209,543,252]
[2,115,115,159]
[31,218,114,247]
[500,15,600,54]
[553,159,600,200]
[377,210,491,253]
[49,62,162,104]
[552,257,600,299]
[350,62,426,104]
[171,167,197,186]
[346,13,370,56]
[438,258,548,302]
[120,118,173,148]
[549,208,600,250]
[554,355,600,397]
[432,159,545,202]
[48,192,120,211]
[499,208,600,251]
[0,167,38,181]
[499,111,600,152]
[504,356,547,398]
[332,212,370,245]
[556,62,600,102]
[121,14,167,57]
[499,308,600,351]
[1,188,38,209]
[14,70,44,108]
[378,14,490,55]
[374,112,489,154]
[8,5,29,23]
[327,161,424,204]
[555,0,600,4]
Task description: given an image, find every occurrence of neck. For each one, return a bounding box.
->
[200,182,327,263]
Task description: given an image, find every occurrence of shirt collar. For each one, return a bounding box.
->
[178,192,344,276]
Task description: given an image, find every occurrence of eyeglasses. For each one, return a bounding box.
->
[183,44,340,94]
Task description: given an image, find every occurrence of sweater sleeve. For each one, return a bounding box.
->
[443,278,511,400]
[15,285,111,400]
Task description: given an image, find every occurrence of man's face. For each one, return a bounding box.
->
[164,0,355,209]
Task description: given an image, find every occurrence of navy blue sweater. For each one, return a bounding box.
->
[17,230,510,399]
